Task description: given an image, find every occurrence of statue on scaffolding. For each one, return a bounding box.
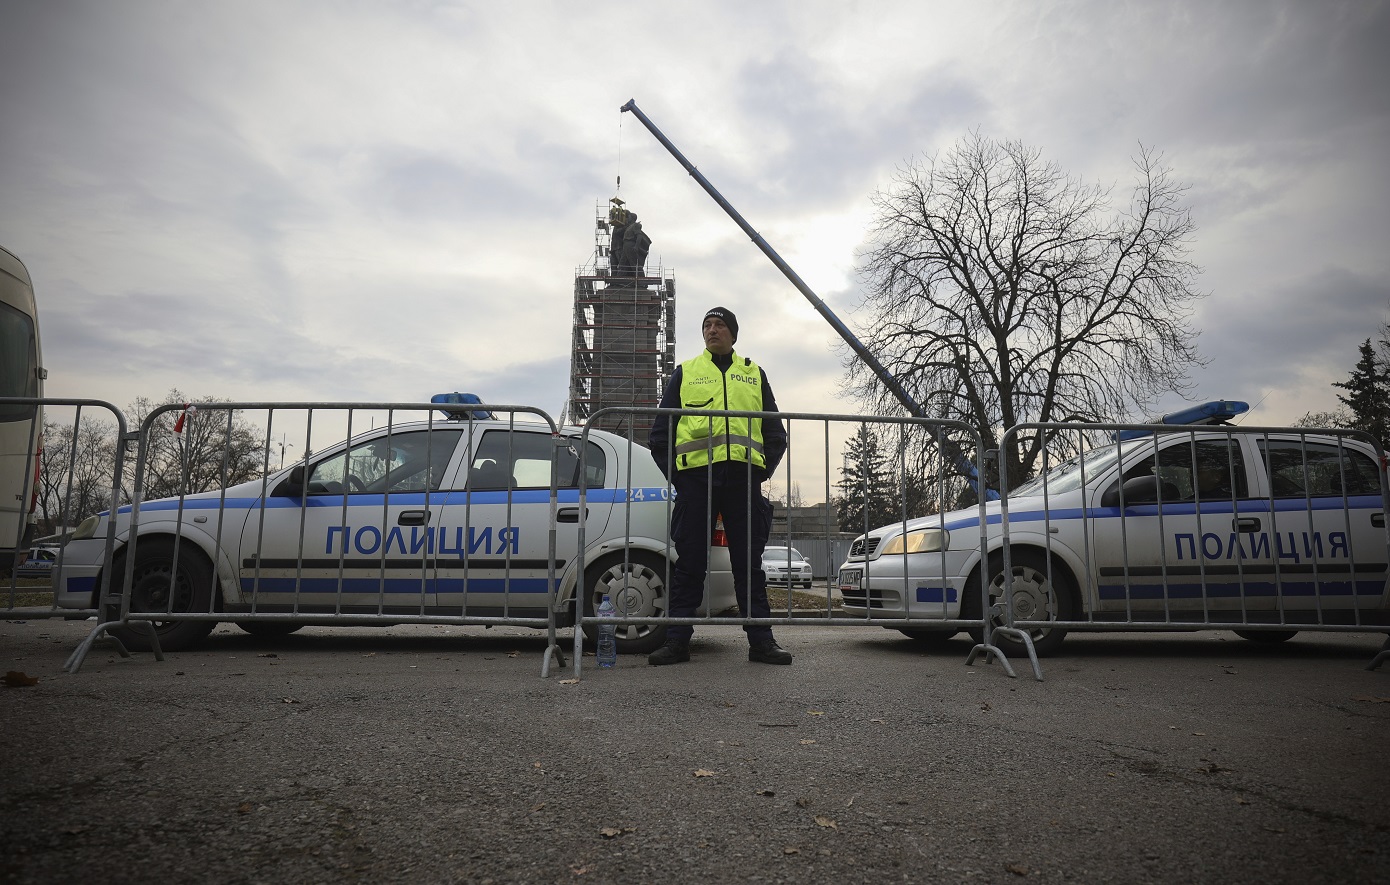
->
[608,197,651,282]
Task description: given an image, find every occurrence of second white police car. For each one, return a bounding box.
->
[838,402,1389,656]
[55,396,736,654]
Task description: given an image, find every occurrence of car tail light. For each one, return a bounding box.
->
[711,514,727,547]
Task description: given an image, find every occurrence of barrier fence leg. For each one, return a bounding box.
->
[63,619,164,674]
[965,626,1045,681]
[1367,634,1390,672]
[541,633,568,678]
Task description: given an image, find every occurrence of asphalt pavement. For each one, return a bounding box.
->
[1,617,1387,884]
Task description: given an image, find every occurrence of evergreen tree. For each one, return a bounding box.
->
[835,424,898,532]
[1332,338,1390,443]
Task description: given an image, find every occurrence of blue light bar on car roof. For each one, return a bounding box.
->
[431,392,493,420]
[1116,400,1250,440]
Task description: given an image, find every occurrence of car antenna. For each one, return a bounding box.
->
[1234,391,1271,424]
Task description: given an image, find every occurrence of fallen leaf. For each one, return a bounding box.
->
[508,651,520,658]
[814,816,838,830]
[1236,796,1250,805]
[362,652,376,657]
[694,769,716,778]
[845,797,855,807]
[570,865,588,875]
[783,846,800,855]
[257,653,277,658]
[756,789,775,797]
[559,679,579,685]
[236,803,253,814]
[599,827,623,838]
[1006,863,1030,876]
[1352,696,1390,703]
[721,701,737,708]
[980,702,992,712]
[807,710,824,716]
[2,671,38,687]
[281,697,298,704]
[532,802,546,812]
[795,797,812,808]
[800,739,816,745]
[1192,732,1206,736]
[869,718,885,724]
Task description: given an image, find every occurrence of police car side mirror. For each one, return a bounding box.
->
[1101,475,1163,508]
[272,465,307,499]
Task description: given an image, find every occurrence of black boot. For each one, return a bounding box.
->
[648,639,691,666]
[748,640,793,665]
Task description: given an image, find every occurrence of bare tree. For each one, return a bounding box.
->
[127,390,266,500]
[848,133,1204,490]
[36,416,122,531]
[1293,410,1352,429]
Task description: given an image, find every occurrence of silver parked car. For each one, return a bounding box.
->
[762,545,813,588]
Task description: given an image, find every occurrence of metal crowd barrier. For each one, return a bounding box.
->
[59,401,572,674]
[2,398,124,630]
[994,421,1390,675]
[570,407,1004,678]
[27,395,1384,680]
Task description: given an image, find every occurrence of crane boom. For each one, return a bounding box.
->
[619,99,995,498]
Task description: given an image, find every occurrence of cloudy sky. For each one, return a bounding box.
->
[3,0,1387,445]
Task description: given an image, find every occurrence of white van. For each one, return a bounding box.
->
[0,246,44,571]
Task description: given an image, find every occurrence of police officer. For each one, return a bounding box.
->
[647,306,792,665]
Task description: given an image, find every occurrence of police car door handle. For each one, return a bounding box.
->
[1233,517,1261,533]
[557,506,587,523]
[1373,513,1386,529]
[398,510,430,526]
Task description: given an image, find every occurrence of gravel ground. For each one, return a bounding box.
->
[1,618,1387,884]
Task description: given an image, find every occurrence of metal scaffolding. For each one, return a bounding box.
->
[566,202,675,446]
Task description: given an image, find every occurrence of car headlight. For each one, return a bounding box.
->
[879,528,947,555]
[71,515,102,541]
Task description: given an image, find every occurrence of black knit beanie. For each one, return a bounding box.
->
[703,306,738,342]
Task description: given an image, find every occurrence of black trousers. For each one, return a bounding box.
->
[666,464,774,644]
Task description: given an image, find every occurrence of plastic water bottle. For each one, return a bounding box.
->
[596,594,618,669]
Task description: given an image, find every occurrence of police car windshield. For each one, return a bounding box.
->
[1008,443,1127,498]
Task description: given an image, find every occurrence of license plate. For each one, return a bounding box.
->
[838,569,861,590]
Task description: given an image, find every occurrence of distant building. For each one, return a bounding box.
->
[769,500,845,538]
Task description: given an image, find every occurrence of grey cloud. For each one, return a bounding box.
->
[730,53,988,213]
[1185,266,1390,414]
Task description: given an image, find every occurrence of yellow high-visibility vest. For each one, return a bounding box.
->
[673,350,766,471]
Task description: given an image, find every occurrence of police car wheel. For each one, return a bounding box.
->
[109,539,218,653]
[581,552,670,655]
[978,550,1075,657]
[1232,629,1298,644]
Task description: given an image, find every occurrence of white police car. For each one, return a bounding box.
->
[55,396,735,654]
[838,402,1389,656]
